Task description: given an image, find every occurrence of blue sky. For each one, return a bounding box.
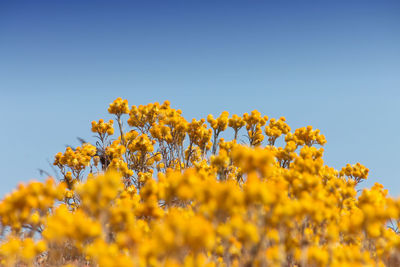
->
[0,0,399,197]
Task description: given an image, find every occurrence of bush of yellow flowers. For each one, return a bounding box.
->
[1,97,400,266]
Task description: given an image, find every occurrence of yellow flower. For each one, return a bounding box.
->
[108,97,130,115]
[91,119,114,135]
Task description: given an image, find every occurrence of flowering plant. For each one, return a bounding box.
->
[1,98,399,267]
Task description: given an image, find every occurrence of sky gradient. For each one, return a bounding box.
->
[1,0,399,197]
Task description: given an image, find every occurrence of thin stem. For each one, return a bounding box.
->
[212,129,219,155]
[117,115,126,146]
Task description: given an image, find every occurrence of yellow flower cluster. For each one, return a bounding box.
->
[76,170,123,215]
[243,110,268,146]
[265,117,291,145]
[208,111,229,132]
[43,205,102,246]
[128,102,161,130]
[228,114,245,140]
[91,119,114,136]
[109,158,133,178]
[188,118,213,154]
[208,111,229,154]
[54,143,96,176]
[2,99,400,267]
[0,178,64,232]
[340,162,369,184]
[150,122,173,143]
[108,97,130,116]
[0,237,46,266]
[286,125,327,146]
[127,134,155,154]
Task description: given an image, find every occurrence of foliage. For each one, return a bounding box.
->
[1,97,400,266]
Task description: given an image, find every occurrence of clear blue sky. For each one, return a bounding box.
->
[1,1,399,197]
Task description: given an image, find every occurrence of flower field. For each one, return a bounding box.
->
[1,98,400,266]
